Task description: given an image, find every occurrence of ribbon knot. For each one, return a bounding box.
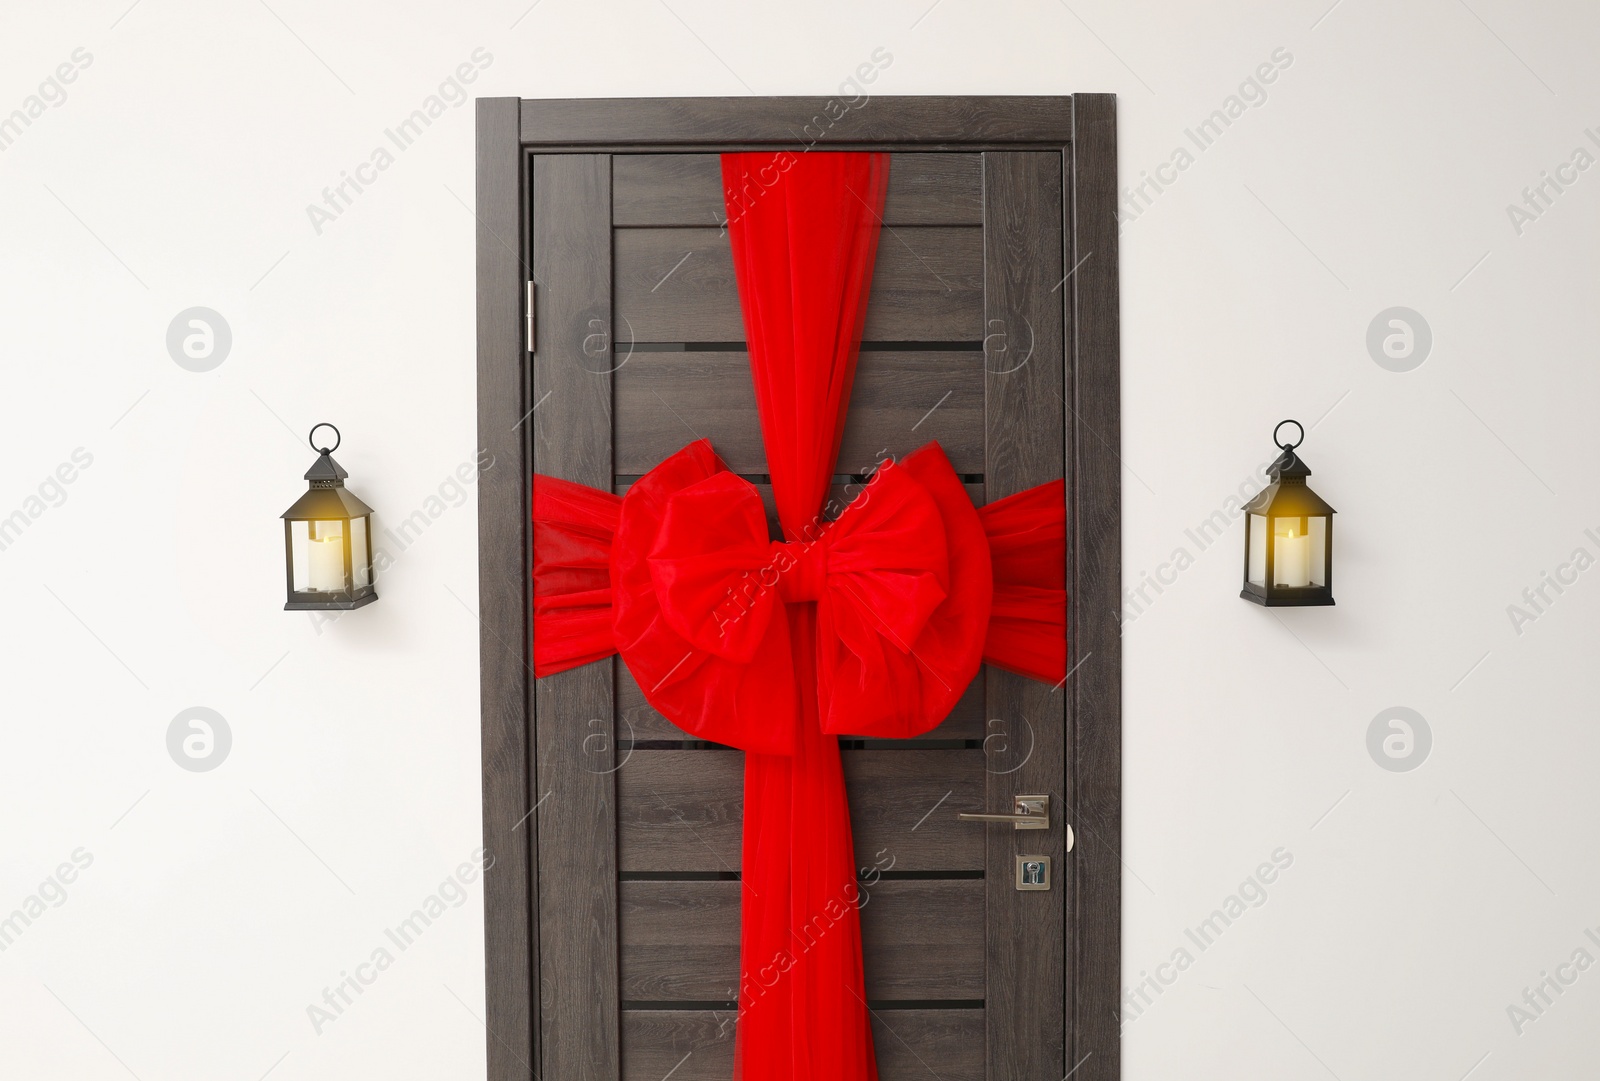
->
[647,447,956,666]
[771,537,827,603]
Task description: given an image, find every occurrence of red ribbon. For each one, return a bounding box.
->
[531,152,1067,1080]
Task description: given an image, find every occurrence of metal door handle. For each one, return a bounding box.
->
[957,796,1075,851]
[958,795,1050,830]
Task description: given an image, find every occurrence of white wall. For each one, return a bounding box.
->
[2,1,1596,1077]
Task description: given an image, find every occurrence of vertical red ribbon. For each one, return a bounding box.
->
[722,151,888,1081]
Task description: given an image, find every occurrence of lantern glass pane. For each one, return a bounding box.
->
[289,520,310,591]
[1307,515,1327,587]
[351,516,371,588]
[1272,516,1314,587]
[1247,514,1267,586]
[290,519,349,593]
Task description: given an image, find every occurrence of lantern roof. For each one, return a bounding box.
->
[1266,446,1311,481]
[281,485,374,520]
[282,451,374,519]
[1243,448,1336,517]
[304,451,349,483]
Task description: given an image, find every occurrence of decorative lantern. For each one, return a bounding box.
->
[1241,420,1335,607]
[281,424,377,611]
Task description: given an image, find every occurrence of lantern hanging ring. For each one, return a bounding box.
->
[1273,419,1304,451]
[309,423,342,455]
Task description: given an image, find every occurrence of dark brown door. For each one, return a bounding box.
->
[477,96,1120,1081]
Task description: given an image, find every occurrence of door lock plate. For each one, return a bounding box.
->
[1016,855,1051,891]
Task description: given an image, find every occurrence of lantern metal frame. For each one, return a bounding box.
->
[280,424,377,611]
[1240,419,1336,607]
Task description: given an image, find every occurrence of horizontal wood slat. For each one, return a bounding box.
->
[618,665,984,742]
[620,1008,983,1081]
[614,351,983,475]
[614,227,982,342]
[620,879,983,1001]
[613,153,983,227]
[614,480,986,508]
[619,749,984,872]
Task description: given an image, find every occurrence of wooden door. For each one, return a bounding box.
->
[476,97,1120,1081]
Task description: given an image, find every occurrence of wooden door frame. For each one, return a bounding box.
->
[475,94,1121,1080]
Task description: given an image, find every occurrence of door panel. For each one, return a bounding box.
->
[528,148,1069,1081]
[613,152,984,226]
[620,1009,985,1081]
[614,225,984,341]
[614,349,986,475]
[618,749,986,872]
[620,879,985,1000]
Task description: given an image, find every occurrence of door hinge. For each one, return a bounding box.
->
[525,280,536,354]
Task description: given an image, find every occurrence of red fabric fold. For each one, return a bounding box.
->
[819,442,990,741]
[531,475,619,677]
[614,440,800,757]
[724,151,888,537]
[980,479,1069,684]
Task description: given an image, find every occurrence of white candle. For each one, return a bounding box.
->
[1275,527,1311,588]
[308,527,346,591]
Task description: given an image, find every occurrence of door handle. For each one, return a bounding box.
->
[957,795,1075,851]
[959,795,1049,830]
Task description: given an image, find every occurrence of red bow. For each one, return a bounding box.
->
[612,437,992,753]
[534,437,1067,755]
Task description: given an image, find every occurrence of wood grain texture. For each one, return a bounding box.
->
[614,351,984,475]
[521,96,1074,147]
[620,1010,735,1079]
[617,660,984,742]
[613,153,982,226]
[614,226,982,343]
[531,154,619,1081]
[620,1009,983,1081]
[617,749,984,872]
[619,880,983,1002]
[869,1010,983,1081]
[982,150,1068,1079]
[475,97,535,1081]
[1068,93,1122,1081]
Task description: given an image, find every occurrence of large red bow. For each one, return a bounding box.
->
[534,438,1067,751]
[614,437,991,753]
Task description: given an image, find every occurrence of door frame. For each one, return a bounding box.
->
[475,95,1121,1080]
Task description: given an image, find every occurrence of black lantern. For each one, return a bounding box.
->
[281,424,377,611]
[1241,420,1335,607]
